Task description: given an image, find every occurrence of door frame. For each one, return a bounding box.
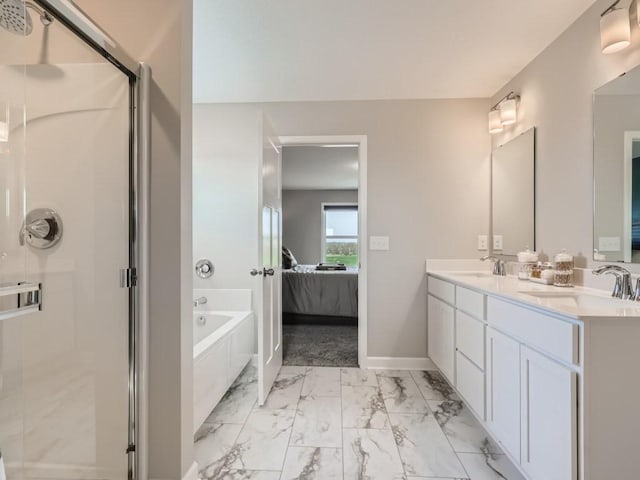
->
[279,135,368,368]
[623,131,640,263]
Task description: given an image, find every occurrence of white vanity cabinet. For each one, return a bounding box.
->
[426,269,640,480]
[454,286,486,418]
[486,296,578,480]
[427,293,455,383]
[486,327,521,462]
[520,345,576,480]
[427,277,486,417]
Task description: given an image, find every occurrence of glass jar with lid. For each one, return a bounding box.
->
[517,248,538,280]
[553,250,574,287]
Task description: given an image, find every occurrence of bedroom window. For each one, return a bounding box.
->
[322,204,358,267]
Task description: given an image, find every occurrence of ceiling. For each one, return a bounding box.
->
[282,146,359,190]
[193,0,597,104]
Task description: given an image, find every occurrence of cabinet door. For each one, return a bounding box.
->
[428,295,455,383]
[520,346,577,480]
[486,327,521,462]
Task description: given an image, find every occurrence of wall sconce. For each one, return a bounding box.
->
[601,0,631,54]
[488,92,520,134]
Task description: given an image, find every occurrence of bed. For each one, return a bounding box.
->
[282,265,358,318]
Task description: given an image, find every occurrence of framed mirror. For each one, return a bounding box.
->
[594,65,640,262]
[492,128,535,255]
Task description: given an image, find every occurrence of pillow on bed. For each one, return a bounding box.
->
[282,246,298,269]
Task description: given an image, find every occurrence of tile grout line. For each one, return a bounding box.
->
[376,369,410,479]
[280,366,308,477]
[201,368,256,478]
[412,369,473,480]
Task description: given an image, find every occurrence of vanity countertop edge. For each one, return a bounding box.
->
[427,269,640,321]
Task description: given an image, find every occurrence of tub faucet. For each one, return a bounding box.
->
[481,255,506,276]
[592,265,633,299]
[193,296,207,307]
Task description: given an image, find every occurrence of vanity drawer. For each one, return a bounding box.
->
[456,351,485,420]
[456,286,485,319]
[428,276,455,304]
[456,310,485,369]
[487,297,578,365]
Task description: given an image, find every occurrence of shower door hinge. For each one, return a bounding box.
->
[120,268,137,288]
[126,443,136,453]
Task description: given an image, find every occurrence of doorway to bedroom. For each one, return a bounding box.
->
[280,139,365,367]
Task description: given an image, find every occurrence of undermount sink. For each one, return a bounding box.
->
[519,291,626,309]
[452,272,494,278]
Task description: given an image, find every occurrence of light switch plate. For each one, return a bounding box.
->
[598,236,621,252]
[370,236,390,251]
[493,235,503,251]
[478,235,488,251]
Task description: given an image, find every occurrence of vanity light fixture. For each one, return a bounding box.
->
[488,91,520,134]
[600,0,631,54]
[488,109,503,134]
[0,103,9,143]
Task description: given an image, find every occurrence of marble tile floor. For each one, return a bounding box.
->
[195,364,525,480]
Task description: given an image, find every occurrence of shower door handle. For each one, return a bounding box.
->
[0,282,42,322]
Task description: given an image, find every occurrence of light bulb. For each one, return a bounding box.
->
[489,110,503,134]
[0,104,8,143]
[500,98,517,126]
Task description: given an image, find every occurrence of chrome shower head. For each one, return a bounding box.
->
[0,0,53,35]
[0,0,33,35]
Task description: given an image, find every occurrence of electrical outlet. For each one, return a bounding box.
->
[477,235,488,251]
[493,235,503,251]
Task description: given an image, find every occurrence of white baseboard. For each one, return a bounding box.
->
[183,462,199,480]
[366,356,436,371]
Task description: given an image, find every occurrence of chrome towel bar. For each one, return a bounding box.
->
[0,282,42,321]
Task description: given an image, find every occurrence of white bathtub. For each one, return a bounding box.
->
[193,309,254,433]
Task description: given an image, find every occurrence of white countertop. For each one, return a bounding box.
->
[428,270,640,320]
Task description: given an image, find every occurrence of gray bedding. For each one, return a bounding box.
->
[282,265,358,318]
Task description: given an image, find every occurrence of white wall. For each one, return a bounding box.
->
[194,99,490,359]
[490,0,640,270]
[192,104,261,305]
[282,189,358,265]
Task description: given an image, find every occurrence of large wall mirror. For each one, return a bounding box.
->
[594,65,640,263]
[492,128,535,255]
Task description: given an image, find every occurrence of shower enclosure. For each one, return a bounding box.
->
[0,1,146,479]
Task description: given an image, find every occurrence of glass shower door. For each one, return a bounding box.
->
[0,3,133,479]
[0,3,28,476]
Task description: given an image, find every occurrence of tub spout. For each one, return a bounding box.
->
[193,296,207,307]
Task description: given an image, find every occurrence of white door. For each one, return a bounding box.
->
[486,327,521,462]
[256,115,283,405]
[520,345,577,480]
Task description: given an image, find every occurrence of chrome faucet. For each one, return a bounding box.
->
[481,255,506,276]
[193,296,207,307]
[592,265,633,300]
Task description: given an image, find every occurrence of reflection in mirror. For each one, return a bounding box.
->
[492,128,535,256]
[594,65,640,262]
